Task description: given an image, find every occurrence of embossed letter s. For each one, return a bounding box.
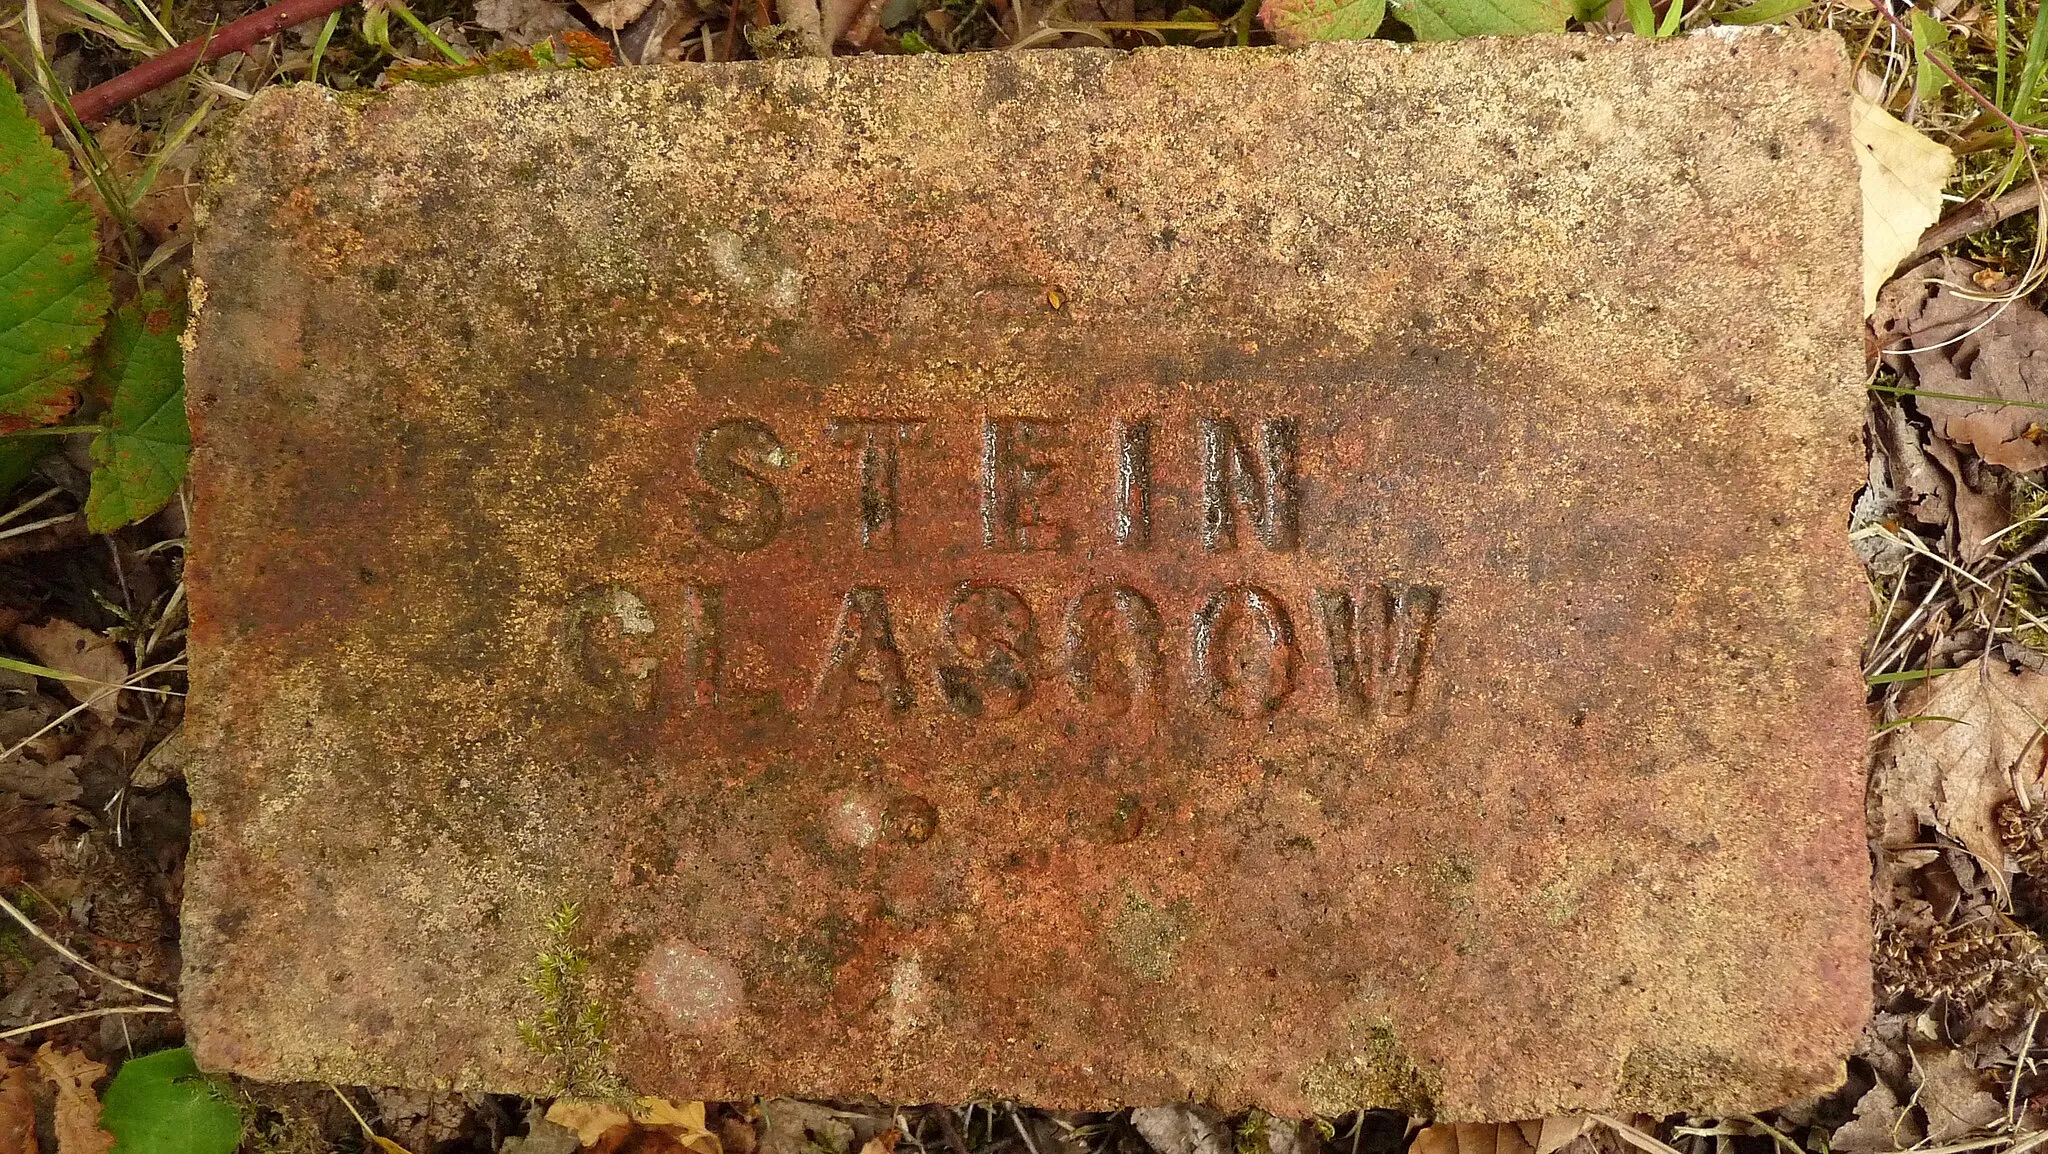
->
[692,417,788,553]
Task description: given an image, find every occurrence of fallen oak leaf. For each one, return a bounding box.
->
[33,1046,111,1154]
[1913,1045,2006,1143]
[1855,93,1953,316]
[1882,659,2048,887]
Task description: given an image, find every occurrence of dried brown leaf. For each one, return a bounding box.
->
[473,0,585,43]
[1913,1045,2006,1142]
[640,1099,722,1154]
[9,621,126,724]
[1882,659,2048,876]
[1411,1125,1537,1154]
[1876,255,2048,471]
[33,1046,111,1154]
[0,754,81,804]
[0,1058,34,1154]
[1830,1079,1921,1154]
[577,0,654,29]
[1922,434,2010,565]
[1528,1121,1590,1154]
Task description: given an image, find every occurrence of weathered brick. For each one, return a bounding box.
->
[182,34,1868,1119]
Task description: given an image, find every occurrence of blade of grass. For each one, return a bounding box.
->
[1998,0,2011,110]
[1624,0,1654,35]
[1870,382,2048,411]
[123,95,213,211]
[126,0,177,48]
[2013,1,2048,125]
[308,8,342,81]
[1869,667,1964,685]
[1656,0,1682,35]
[386,0,465,63]
[1875,714,1968,733]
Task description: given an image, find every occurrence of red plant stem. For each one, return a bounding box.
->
[42,0,357,129]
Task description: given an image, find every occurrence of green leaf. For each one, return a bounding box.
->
[84,291,187,532]
[1622,0,1653,33]
[1655,0,1682,34]
[1388,0,1568,39]
[1913,9,1952,104]
[1712,0,1806,24]
[0,72,110,434]
[99,1048,243,1154]
[1259,0,1385,42]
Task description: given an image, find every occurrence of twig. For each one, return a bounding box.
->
[1910,181,2048,264]
[0,1004,174,1041]
[44,0,360,129]
[0,891,174,1004]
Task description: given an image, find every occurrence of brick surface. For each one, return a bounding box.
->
[182,35,1869,1119]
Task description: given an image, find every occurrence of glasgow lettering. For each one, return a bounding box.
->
[562,578,1439,722]
[561,410,1440,722]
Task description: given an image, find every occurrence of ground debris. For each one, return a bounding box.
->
[1878,255,2048,472]
[8,620,125,725]
[472,0,588,44]
[1129,1108,1230,1154]
[1880,659,2048,877]
[1829,1079,1922,1154]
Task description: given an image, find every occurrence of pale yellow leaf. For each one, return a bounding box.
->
[637,1099,723,1154]
[546,1100,634,1147]
[32,1047,111,1154]
[1854,93,1954,316]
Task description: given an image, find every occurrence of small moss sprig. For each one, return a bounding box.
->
[518,900,629,1101]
